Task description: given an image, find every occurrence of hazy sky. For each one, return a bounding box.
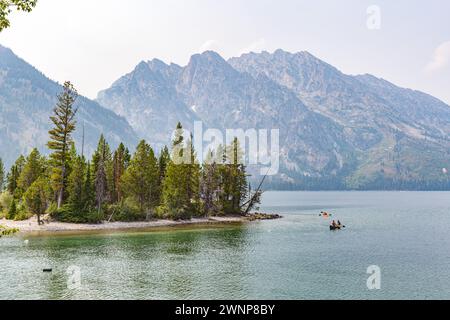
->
[0,0,449,104]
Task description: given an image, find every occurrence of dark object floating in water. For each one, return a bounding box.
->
[43,269,53,273]
[330,225,345,231]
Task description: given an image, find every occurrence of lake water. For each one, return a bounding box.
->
[1,191,450,300]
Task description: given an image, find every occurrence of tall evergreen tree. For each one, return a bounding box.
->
[161,124,187,219]
[218,138,249,215]
[121,140,159,213]
[0,157,4,191]
[7,198,17,220]
[17,148,45,192]
[228,138,248,214]
[84,161,95,211]
[158,146,170,184]
[95,161,107,212]
[112,143,129,203]
[7,155,25,197]
[67,156,86,213]
[65,142,78,188]
[94,157,107,214]
[92,135,113,208]
[47,81,78,209]
[160,123,200,220]
[185,137,201,216]
[201,150,222,217]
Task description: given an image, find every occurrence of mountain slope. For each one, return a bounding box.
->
[99,51,357,182]
[97,59,198,147]
[229,50,450,187]
[0,45,139,168]
[178,52,358,178]
[229,49,450,142]
[98,50,450,189]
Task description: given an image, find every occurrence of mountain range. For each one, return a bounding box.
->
[97,49,450,189]
[1,45,449,189]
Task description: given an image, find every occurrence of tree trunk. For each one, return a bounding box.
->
[57,165,66,209]
[57,189,63,209]
[97,198,102,215]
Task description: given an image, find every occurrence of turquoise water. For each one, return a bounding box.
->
[1,191,450,300]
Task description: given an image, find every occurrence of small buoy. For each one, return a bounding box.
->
[43,269,53,273]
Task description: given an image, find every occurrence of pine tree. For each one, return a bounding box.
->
[160,123,198,220]
[160,163,189,219]
[217,144,231,214]
[67,156,86,213]
[201,150,222,217]
[7,155,25,198]
[92,135,113,209]
[218,138,249,215]
[125,147,131,165]
[47,81,78,209]
[0,158,4,191]
[17,148,45,192]
[228,138,248,214]
[112,143,129,203]
[121,140,159,213]
[94,156,107,214]
[65,142,78,191]
[160,124,187,219]
[158,146,170,184]
[7,199,17,220]
[23,177,51,225]
[84,161,95,211]
[147,146,160,210]
[185,137,201,216]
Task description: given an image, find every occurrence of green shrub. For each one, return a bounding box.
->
[46,202,58,216]
[7,200,17,220]
[157,204,192,221]
[51,205,105,224]
[106,202,146,222]
[0,191,13,214]
[0,225,19,236]
[13,209,33,221]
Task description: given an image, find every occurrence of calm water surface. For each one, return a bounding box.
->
[1,191,450,300]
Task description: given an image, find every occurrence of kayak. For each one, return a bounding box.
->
[320,213,332,217]
[330,225,343,231]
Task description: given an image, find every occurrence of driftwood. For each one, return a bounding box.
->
[242,169,270,215]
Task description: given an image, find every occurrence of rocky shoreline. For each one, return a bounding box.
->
[244,213,283,221]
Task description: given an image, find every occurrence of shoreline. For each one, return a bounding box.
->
[1,214,281,237]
